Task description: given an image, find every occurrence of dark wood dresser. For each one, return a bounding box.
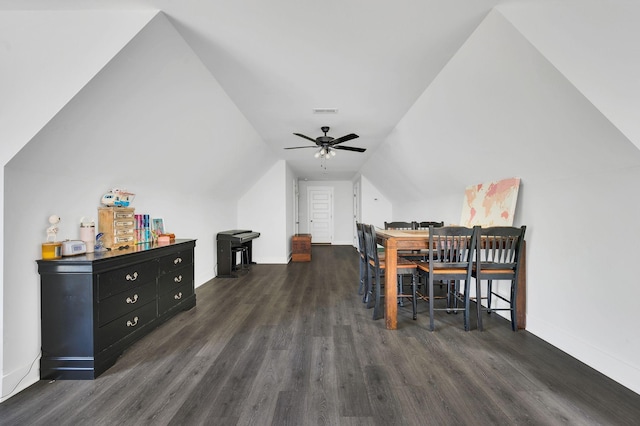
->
[36,239,196,380]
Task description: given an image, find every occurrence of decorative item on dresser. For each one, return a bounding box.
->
[98,206,135,249]
[36,239,196,380]
[292,234,312,262]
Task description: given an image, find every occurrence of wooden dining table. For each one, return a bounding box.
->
[375,228,526,330]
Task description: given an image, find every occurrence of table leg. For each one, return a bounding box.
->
[516,240,526,330]
[385,240,398,330]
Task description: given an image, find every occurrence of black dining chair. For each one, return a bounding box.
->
[356,222,368,301]
[363,224,418,321]
[472,226,526,331]
[415,225,478,331]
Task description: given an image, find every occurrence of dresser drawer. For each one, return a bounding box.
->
[98,260,158,300]
[98,280,157,327]
[97,301,156,351]
[158,281,194,314]
[158,265,193,295]
[159,250,193,274]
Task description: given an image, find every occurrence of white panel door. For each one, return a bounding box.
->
[308,187,333,244]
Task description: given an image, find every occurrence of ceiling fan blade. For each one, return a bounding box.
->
[334,145,366,153]
[330,133,359,145]
[293,133,318,143]
[284,146,318,149]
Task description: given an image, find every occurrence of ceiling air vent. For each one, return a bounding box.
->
[313,108,338,114]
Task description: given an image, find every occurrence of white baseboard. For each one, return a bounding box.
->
[1,356,40,402]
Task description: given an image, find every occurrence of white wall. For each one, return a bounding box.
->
[390,193,464,227]
[238,160,290,264]
[363,9,640,394]
[285,164,296,254]
[0,9,158,164]
[1,12,275,401]
[359,175,392,230]
[298,180,354,245]
[497,1,640,149]
[0,7,158,403]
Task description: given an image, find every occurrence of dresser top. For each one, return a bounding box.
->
[37,239,196,273]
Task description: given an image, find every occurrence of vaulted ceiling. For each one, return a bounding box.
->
[3,0,640,185]
[1,0,511,181]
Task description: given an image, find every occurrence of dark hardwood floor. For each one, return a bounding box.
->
[2,245,639,425]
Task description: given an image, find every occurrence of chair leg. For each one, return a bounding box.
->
[428,273,435,331]
[372,269,383,320]
[358,259,365,295]
[365,263,374,307]
[476,277,484,331]
[463,279,470,331]
[398,275,404,307]
[412,272,417,320]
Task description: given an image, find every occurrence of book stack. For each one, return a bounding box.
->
[135,214,151,244]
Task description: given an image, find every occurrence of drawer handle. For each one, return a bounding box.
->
[174,257,183,265]
[174,292,183,300]
[126,294,139,304]
[126,272,138,281]
[174,275,183,283]
[127,316,139,327]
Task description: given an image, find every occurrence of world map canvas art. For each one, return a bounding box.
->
[460,177,520,227]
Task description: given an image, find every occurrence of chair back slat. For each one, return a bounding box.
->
[384,221,415,230]
[428,225,477,269]
[416,221,444,230]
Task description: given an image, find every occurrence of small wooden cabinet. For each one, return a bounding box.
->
[37,239,196,380]
[292,234,312,262]
[98,207,136,248]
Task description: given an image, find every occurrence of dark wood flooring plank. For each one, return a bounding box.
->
[271,390,304,426]
[333,325,372,417]
[204,325,273,419]
[305,336,339,426]
[1,245,640,426]
[362,365,406,426]
[235,348,289,426]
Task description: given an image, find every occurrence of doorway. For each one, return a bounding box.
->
[352,181,360,247]
[307,186,333,244]
[293,179,299,235]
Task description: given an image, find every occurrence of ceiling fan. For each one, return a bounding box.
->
[285,126,365,158]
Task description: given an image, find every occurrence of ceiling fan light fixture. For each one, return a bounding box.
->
[286,126,364,160]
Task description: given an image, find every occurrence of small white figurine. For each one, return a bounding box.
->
[46,215,61,242]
